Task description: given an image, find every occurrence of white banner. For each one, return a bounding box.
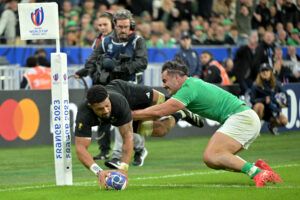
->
[18,3,59,40]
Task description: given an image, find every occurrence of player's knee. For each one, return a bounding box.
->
[279,114,288,126]
[253,103,264,118]
[153,126,169,137]
[203,151,221,169]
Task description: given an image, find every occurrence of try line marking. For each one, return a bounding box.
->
[1,163,299,192]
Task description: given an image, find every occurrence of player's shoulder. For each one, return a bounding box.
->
[76,102,95,119]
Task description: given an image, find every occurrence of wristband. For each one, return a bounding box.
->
[90,163,103,176]
[119,162,129,171]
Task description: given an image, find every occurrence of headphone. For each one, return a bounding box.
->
[113,9,136,31]
[100,11,114,29]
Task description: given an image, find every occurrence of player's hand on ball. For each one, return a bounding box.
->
[98,170,111,189]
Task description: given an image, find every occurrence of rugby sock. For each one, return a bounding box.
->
[171,111,184,122]
[241,162,262,179]
[137,121,153,136]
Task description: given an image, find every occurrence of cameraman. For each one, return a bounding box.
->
[250,63,289,135]
[80,9,147,85]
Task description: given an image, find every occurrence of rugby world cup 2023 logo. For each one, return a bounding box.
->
[31,7,44,26]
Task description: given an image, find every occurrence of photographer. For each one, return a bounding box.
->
[250,63,289,135]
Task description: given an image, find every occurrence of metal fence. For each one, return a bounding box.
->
[0,64,163,90]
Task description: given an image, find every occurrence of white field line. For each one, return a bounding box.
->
[0,163,299,192]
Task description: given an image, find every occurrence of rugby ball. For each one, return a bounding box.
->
[106,171,127,190]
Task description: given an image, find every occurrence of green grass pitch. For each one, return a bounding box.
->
[0,131,300,200]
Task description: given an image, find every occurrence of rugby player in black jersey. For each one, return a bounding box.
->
[75,79,203,187]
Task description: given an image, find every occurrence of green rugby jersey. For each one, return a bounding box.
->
[172,78,249,124]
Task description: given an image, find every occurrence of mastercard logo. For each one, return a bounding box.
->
[0,99,40,141]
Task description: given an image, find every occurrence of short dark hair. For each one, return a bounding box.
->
[26,56,38,67]
[99,12,114,27]
[87,85,108,104]
[201,51,213,58]
[161,58,189,76]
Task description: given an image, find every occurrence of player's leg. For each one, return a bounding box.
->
[105,128,122,168]
[132,135,148,166]
[105,128,147,169]
[93,124,111,160]
[252,102,265,119]
[137,116,177,137]
[202,109,281,187]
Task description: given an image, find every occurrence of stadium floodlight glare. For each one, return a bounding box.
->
[18,3,73,186]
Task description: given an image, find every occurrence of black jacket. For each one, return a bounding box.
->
[82,32,148,85]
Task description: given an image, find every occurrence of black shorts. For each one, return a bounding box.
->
[106,79,153,110]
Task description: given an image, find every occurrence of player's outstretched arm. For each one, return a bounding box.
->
[133,98,184,120]
[75,136,108,187]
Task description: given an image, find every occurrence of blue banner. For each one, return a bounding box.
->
[1,46,296,66]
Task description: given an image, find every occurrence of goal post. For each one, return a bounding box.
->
[18,2,73,186]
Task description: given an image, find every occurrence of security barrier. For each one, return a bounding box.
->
[0,63,163,90]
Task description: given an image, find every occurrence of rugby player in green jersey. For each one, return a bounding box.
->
[132,60,282,187]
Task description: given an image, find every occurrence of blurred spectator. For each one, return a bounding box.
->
[275,29,287,46]
[174,31,201,77]
[254,31,276,78]
[64,20,80,46]
[191,25,207,45]
[127,0,153,16]
[251,0,271,30]
[146,31,164,48]
[224,24,239,45]
[174,0,193,21]
[250,63,289,135]
[200,51,231,85]
[233,31,259,95]
[150,21,166,35]
[269,5,283,30]
[197,0,213,19]
[34,48,50,67]
[161,31,176,47]
[286,21,294,34]
[235,0,254,45]
[136,22,151,40]
[284,45,300,80]
[287,28,300,45]
[20,56,51,90]
[140,10,152,23]
[282,0,298,27]
[273,47,297,83]
[81,0,96,20]
[79,13,96,46]
[223,58,236,83]
[212,0,234,19]
[153,0,179,30]
[0,0,18,45]
[178,19,190,33]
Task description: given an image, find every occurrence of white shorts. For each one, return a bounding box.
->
[217,109,261,149]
